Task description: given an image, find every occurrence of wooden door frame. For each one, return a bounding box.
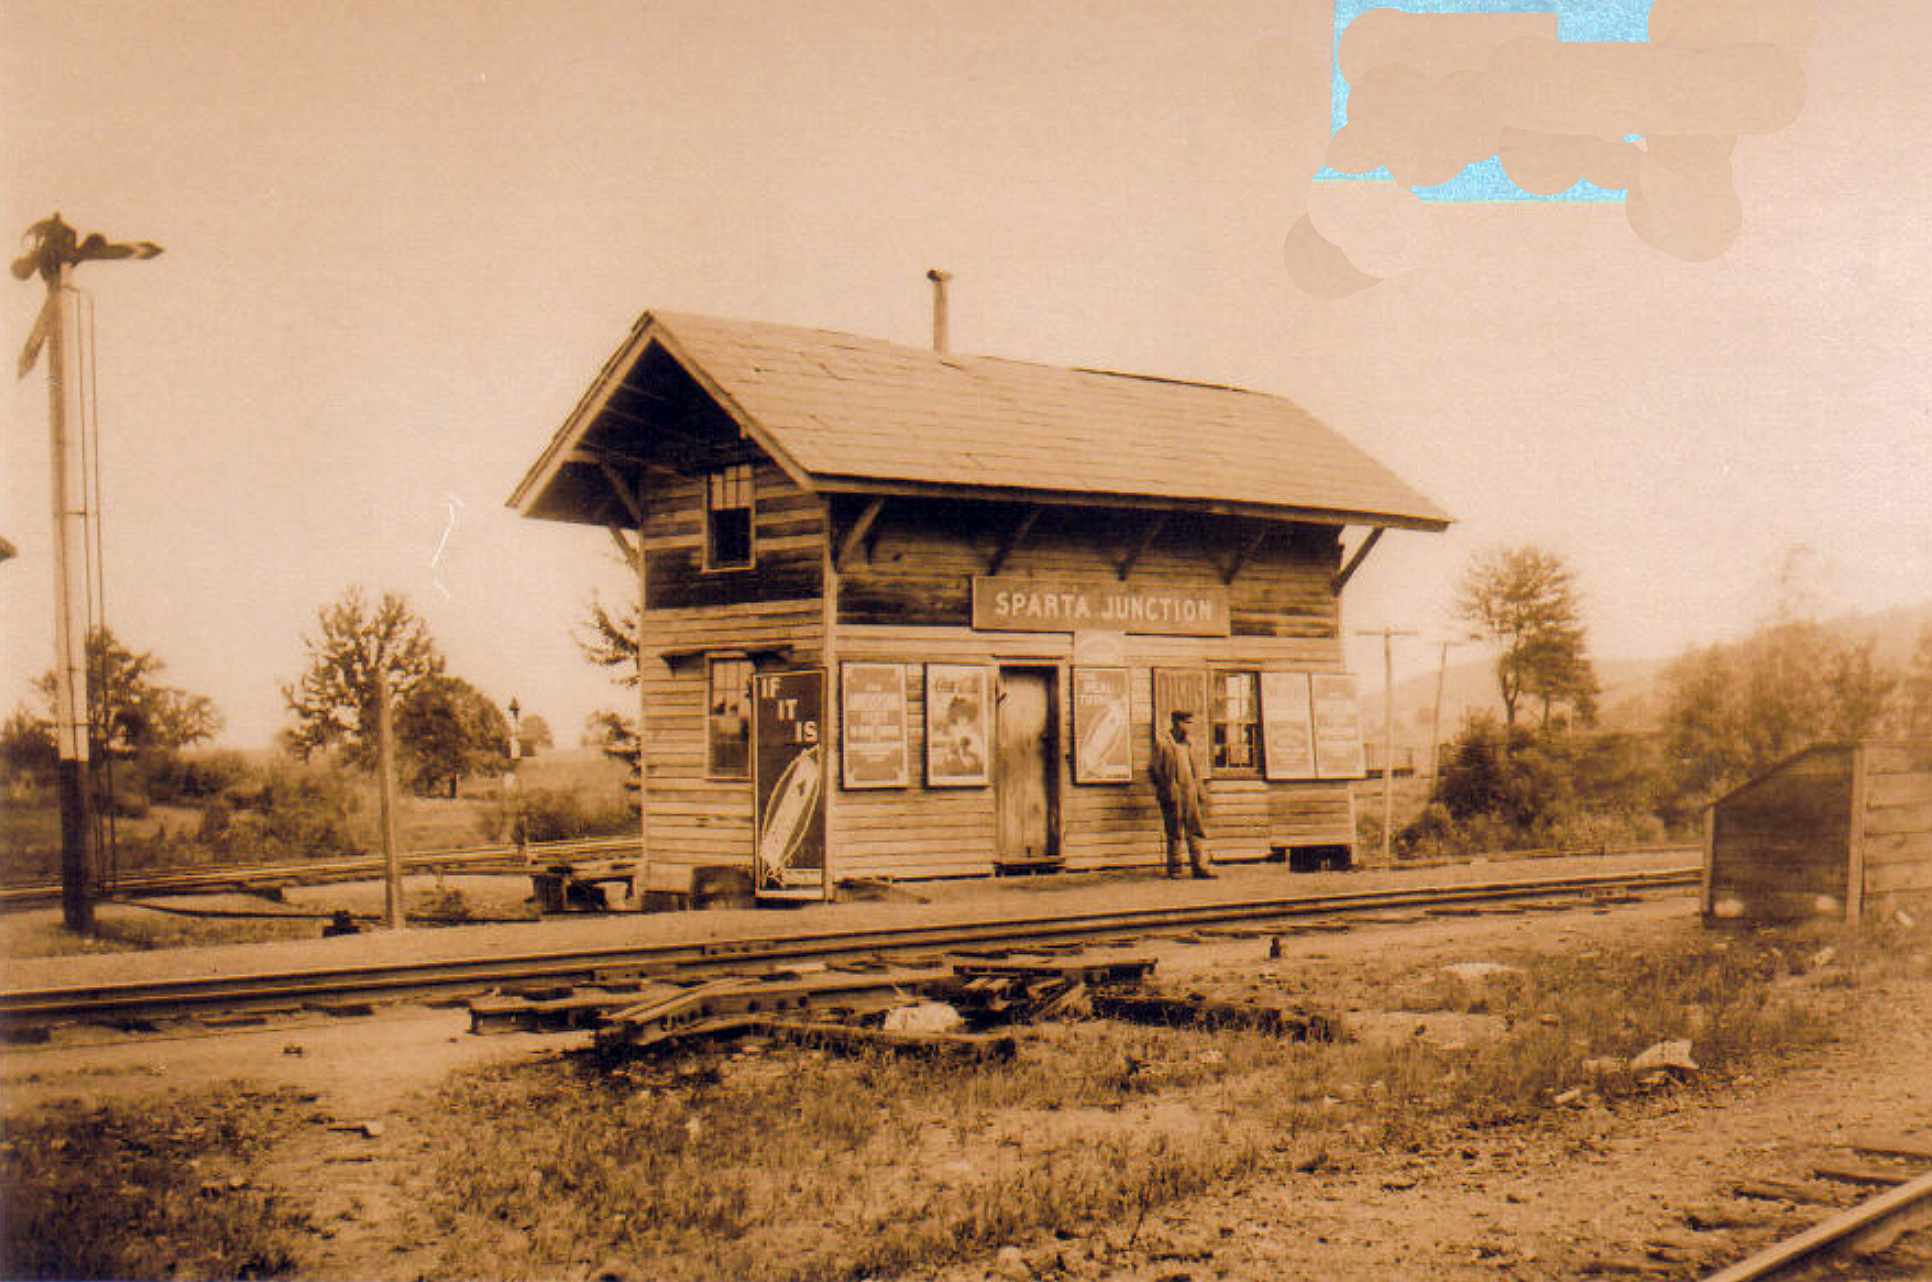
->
[995,663,1062,862]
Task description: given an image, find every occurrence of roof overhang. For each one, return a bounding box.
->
[809,475,1451,532]
[508,313,819,526]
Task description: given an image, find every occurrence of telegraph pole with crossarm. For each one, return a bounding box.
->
[14,213,162,932]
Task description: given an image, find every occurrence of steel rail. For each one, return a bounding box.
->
[0,840,1703,908]
[0,865,1697,1028]
[0,834,640,906]
[1700,1169,1932,1282]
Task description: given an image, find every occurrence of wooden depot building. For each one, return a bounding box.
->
[510,308,1449,900]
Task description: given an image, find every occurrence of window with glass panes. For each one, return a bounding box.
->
[1211,670,1261,773]
[707,657,752,778]
[705,463,754,569]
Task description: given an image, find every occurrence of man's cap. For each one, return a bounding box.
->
[1170,709,1195,722]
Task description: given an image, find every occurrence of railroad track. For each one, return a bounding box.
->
[0,834,640,907]
[1692,1134,1932,1281]
[0,864,1697,1033]
[0,839,1701,909]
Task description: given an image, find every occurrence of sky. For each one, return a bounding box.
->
[2,0,1928,751]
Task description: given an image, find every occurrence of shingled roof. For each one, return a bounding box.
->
[511,311,1451,531]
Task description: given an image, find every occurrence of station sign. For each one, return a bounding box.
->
[972,576,1230,637]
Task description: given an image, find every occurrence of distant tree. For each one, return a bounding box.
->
[1455,547,1598,729]
[1660,619,1900,803]
[32,626,222,757]
[394,675,509,797]
[1893,623,1932,739]
[1823,638,1896,742]
[579,594,642,783]
[517,713,554,756]
[282,588,444,767]
[0,707,56,781]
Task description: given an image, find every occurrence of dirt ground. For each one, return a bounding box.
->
[6,871,1931,1280]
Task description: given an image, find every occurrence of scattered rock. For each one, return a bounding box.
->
[1553,1087,1586,1107]
[993,1244,1029,1278]
[584,1257,639,1282]
[1630,1040,1698,1076]
[883,1001,964,1034]
[1581,1057,1628,1078]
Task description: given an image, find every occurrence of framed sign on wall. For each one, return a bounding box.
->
[840,662,909,789]
[750,669,826,898]
[1260,671,1317,781]
[924,664,992,787]
[1072,666,1133,783]
[1310,672,1367,779]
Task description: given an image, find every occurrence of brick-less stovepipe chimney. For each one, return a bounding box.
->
[926,268,952,353]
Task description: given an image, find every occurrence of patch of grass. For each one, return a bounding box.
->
[0,1086,314,1280]
[419,1033,1266,1281]
[404,918,1930,1279]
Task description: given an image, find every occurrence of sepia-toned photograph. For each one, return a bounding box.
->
[3,0,1932,1278]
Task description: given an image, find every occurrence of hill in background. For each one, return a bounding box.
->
[1362,600,1932,756]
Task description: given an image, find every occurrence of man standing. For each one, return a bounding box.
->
[1149,710,1214,879]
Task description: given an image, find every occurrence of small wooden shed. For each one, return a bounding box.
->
[510,309,1450,898]
[1703,740,1932,924]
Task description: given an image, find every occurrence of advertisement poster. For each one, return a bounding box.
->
[925,664,992,786]
[1260,671,1317,781]
[1072,666,1133,783]
[1310,672,1367,779]
[751,669,826,897]
[840,662,909,788]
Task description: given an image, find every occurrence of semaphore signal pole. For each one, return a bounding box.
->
[14,214,162,932]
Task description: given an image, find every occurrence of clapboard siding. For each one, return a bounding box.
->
[833,496,1340,638]
[637,602,823,876]
[824,619,1354,879]
[642,461,827,609]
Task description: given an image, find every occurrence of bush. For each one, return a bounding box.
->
[143,749,251,804]
[209,760,361,861]
[484,787,636,845]
[1397,714,1671,858]
[104,788,150,819]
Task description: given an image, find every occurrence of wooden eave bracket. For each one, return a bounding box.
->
[987,504,1041,576]
[1331,525,1385,594]
[1222,523,1270,586]
[596,459,646,528]
[1116,512,1167,581]
[607,525,641,572]
[570,445,684,481]
[835,496,885,572]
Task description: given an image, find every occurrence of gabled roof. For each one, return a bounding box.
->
[510,310,1451,531]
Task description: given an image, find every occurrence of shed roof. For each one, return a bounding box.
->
[511,310,1451,531]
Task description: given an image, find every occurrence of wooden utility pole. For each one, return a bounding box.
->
[13,215,162,933]
[1357,626,1417,863]
[1428,637,1469,781]
[376,677,405,929]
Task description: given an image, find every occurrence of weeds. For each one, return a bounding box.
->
[406,922,1916,1279]
[0,1086,313,1280]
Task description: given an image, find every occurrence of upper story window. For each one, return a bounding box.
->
[1211,670,1261,774]
[705,463,755,569]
